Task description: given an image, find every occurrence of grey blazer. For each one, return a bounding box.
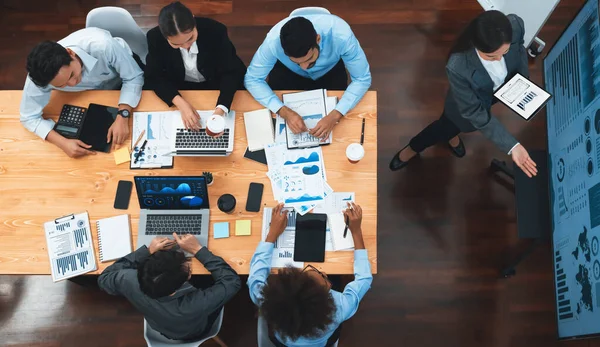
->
[444,14,529,154]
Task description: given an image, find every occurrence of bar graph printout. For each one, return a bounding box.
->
[44,212,97,282]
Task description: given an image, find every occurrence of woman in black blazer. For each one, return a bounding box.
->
[145,1,246,129]
[389,11,537,177]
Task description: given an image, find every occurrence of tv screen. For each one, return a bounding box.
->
[544,0,600,339]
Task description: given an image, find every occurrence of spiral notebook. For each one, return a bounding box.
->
[96,214,132,262]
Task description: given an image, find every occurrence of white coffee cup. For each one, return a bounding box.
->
[346,143,365,163]
[206,115,225,137]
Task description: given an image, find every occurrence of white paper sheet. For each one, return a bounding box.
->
[281,147,326,208]
[131,111,175,168]
[262,208,304,268]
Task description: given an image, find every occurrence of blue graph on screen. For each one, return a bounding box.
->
[544,0,600,339]
[144,183,192,195]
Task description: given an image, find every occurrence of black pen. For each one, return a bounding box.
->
[360,118,365,145]
[134,140,147,164]
[343,214,349,238]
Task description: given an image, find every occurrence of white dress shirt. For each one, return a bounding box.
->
[476,49,519,154]
[179,42,228,114]
[20,27,144,139]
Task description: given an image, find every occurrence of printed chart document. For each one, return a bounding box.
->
[276,96,338,145]
[282,89,333,149]
[44,212,97,282]
[131,111,175,168]
[494,73,551,121]
[262,208,304,268]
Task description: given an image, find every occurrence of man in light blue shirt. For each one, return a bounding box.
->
[248,203,372,347]
[244,15,371,139]
[20,27,144,158]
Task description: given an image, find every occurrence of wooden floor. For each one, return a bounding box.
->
[0,0,596,346]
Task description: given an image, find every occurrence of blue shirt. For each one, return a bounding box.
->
[244,14,371,116]
[20,27,144,139]
[248,242,373,347]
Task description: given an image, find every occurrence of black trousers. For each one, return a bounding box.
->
[268,60,349,91]
[408,113,461,153]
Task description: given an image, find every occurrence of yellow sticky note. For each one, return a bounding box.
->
[114,147,131,165]
[235,220,251,236]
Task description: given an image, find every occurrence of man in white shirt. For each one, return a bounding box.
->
[21,27,144,158]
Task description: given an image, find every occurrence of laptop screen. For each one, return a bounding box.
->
[134,176,209,210]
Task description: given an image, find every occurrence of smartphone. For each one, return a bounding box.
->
[114,180,133,210]
[245,182,264,212]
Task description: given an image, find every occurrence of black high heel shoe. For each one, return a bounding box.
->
[389,145,419,171]
[447,137,466,158]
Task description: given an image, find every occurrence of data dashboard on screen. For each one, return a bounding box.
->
[544,0,600,339]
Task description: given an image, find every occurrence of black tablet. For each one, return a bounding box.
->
[293,213,327,262]
[494,73,552,121]
[79,103,118,153]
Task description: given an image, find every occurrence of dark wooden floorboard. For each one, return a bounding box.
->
[0,0,597,346]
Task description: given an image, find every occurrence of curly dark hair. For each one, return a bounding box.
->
[26,41,73,87]
[137,250,190,299]
[260,266,336,340]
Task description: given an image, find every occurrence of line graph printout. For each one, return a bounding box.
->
[282,89,332,148]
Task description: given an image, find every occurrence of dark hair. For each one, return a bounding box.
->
[260,266,335,340]
[449,10,512,57]
[158,1,196,37]
[137,250,190,299]
[26,41,73,87]
[280,17,318,58]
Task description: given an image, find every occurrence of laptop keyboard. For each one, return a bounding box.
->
[175,129,230,149]
[145,215,203,235]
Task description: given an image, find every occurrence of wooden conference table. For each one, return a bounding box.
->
[0,90,377,275]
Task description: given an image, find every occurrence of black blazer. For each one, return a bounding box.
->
[444,14,529,153]
[145,17,246,109]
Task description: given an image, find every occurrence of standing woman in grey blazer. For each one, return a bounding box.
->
[389,10,538,177]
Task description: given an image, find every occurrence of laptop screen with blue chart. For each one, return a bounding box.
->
[544,0,600,340]
[134,176,209,210]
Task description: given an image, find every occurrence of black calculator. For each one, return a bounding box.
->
[54,104,87,138]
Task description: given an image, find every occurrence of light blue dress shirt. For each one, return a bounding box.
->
[244,14,371,116]
[20,27,144,139]
[248,242,373,347]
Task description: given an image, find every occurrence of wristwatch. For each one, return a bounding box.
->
[117,109,131,118]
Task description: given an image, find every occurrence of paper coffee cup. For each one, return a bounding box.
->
[346,143,365,163]
[206,115,225,137]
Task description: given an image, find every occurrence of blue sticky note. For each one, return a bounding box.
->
[214,222,229,239]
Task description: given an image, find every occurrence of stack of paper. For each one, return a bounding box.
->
[244,109,274,152]
[131,111,175,169]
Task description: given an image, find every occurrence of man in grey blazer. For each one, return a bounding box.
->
[98,234,241,341]
[390,11,538,177]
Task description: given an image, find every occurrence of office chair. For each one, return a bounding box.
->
[85,7,148,64]
[289,7,331,17]
[143,308,226,347]
[257,315,339,347]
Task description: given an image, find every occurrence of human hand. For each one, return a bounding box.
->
[61,138,96,158]
[172,232,203,255]
[107,116,130,145]
[280,107,307,134]
[310,110,342,139]
[148,237,176,254]
[266,203,288,243]
[343,202,363,234]
[178,101,201,130]
[511,144,538,178]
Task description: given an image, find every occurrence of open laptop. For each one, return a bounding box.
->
[134,176,210,250]
[167,111,236,157]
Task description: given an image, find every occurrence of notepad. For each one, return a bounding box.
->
[97,214,132,262]
[328,213,354,251]
[214,222,230,239]
[235,220,251,236]
[113,147,131,165]
[244,109,274,152]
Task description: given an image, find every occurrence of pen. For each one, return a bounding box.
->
[134,140,147,164]
[360,118,365,145]
[343,214,349,238]
[133,130,146,150]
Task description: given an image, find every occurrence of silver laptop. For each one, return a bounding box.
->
[168,111,236,156]
[134,176,209,250]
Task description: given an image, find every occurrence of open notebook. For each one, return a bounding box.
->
[96,214,132,262]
